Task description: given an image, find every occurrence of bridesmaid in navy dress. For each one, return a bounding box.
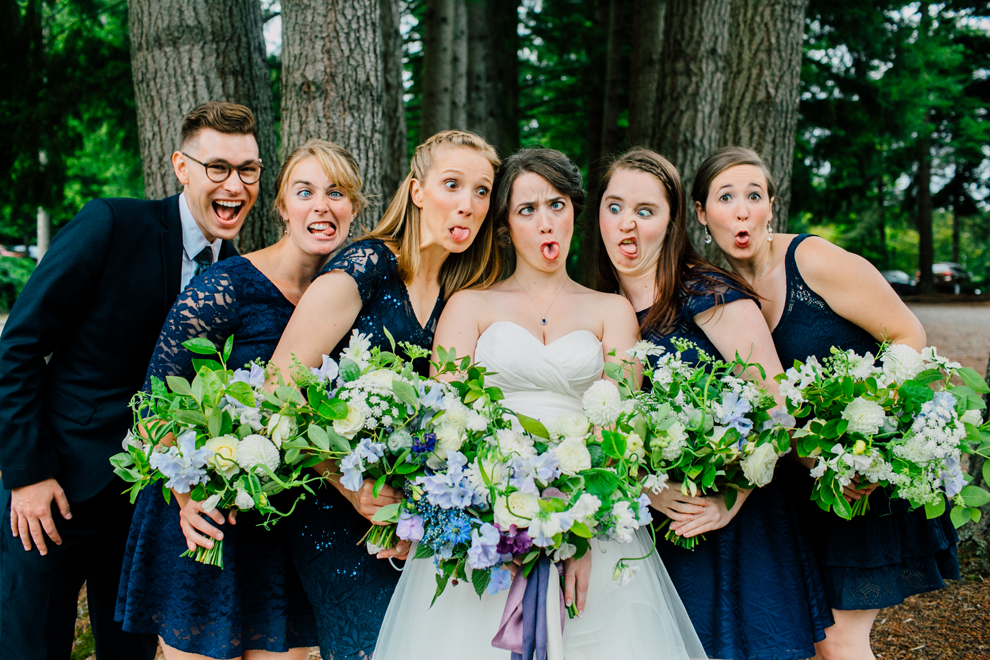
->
[269,130,501,659]
[116,140,367,659]
[693,146,958,660]
[596,148,834,659]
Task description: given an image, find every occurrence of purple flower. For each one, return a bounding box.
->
[509,457,538,494]
[149,430,212,493]
[529,452,561,482]
[231,363,266,389]
[763,407,796,432]
[467,522,501,570]
[487,565,513,594]
[495,524,532,557]
[412,432,437,455]
[309,355,339,384]
[339,453,365,491]
[396,511,425,541]
[718,392,753,438]
[355,438,386,464]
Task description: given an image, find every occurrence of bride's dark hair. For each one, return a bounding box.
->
[491,147,585,254]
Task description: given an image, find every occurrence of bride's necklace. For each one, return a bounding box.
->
[514,274,566,326]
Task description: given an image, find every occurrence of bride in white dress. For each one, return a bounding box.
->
[373,148,706,660]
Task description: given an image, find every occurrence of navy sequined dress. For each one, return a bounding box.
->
[290,239,444,659]
[115,256,318,658]
[772,234,959,610]
[641,271,834,660]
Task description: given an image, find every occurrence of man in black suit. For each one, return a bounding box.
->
[0,101,263,659]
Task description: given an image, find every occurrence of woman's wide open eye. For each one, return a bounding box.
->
[608,203,620,214]
[444,179,457,190]
[518,205,534,216]
[298,189,312,199]
[637,208,653,218]
[476,186,489,197]
[550,200,565,211]
[719,193,732,203]
[748,192,762,202]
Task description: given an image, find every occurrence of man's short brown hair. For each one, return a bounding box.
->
[180,101,257,147]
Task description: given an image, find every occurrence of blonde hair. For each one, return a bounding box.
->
[366,130,502,299]
[272,139,368,225]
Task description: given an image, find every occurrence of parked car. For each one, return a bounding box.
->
[914,262,973,294]
[881,270,916,295]
[9,245,39,260]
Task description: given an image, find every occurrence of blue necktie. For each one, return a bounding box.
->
[194,246,213,277]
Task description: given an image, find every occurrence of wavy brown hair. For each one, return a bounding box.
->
[594,148,756,333]
[366,130,502,299]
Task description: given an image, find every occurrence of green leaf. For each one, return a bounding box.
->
[603,362,623,382]
[224,381,256,407]
[833,493,852,520]
[339,358,362,382]
[415,542,434,559]
[569,521,592,538]
[515,414,550,439]
[372,502,400,523]
[325,427,352,452]
[914,368,945,385]
[191,358,222,373]
[950,505,972,529]
[924,497,946,519]
[383,326,397,351]
[472,567,492,598]
[971,508,982,524]
[600,429,626,460]
[222,335,234,362]
[393,379,419,409]
[183,337,218,355]
[318,399,349,420]
[166,376,194,398]
[207,406,222,438]
[983,460,990,486]
[724,487,738,511]
[308,425,331,451]
[174,410,208,427]
[587,443,605,468]
[960,485,990,508]
[395,460,421,475]
[373,473,387,499]
[191,376,204,404]
[958,367,990,394]
[582,469,620,498]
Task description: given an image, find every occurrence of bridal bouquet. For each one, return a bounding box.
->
[780,344,990,525]
[110,337,324,567]
[631,339,792,549]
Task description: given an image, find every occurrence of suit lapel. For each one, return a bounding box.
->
[161,194,184,303]
[219,239,239,260]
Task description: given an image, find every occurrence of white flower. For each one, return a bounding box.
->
[342,330,372,369]
[809,458,828,479]
[435,423,467,454]
[494,491,540,528]
[582,380,622,426]
[201,493,222,513]
[235,487,255,510]
[529,512,563,545]
[779,379,805,406]
[237,434,280,476]
[442,396,469,431]
[387,428,414,452]
[643,472,669,494]
[610,501,639,543]
[205,435,241,477]
[841,397,886,436]
[466,411,489,432]
[267,413,295,449]
[365,369,395,389]
[881,344,926,385]
[333,402,366,439]
[465,457,509,503]
[121,430,146,451]
[612,562,640,586]
[557,413,591,440]
[741,442,779,487]
[921,346,961,372]
[568,493,602,523]
[660,422,689,461]
[495,428,535,458]
[554,438,592,475]
[626,341,664,362]
[961,409,983,426]
[624,432,645,462]
[226,404,264,431]
[552,542,577,562]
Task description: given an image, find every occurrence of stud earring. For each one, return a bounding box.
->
[703,225,712,245]
[767,222,773,243]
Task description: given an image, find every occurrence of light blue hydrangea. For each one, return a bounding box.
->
[467,522,501,570]
[487,565,512,594]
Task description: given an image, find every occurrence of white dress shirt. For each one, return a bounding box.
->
[178,193,222,290]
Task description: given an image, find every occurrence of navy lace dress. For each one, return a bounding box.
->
[115,256,318,657]
[289,239,444,659]
[772,234,959,610]
[641,272,834,660]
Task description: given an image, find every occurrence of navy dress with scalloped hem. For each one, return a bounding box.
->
[288,239,445,660]
[115,256,317,658]
[641,271,834,660]
[772,234,959,611]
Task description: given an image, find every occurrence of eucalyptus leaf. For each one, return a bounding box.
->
[308,425,331,451]
[393,379,419,409]
[339,358,362,382]
[166,376,194,398]
[372,502,400,523]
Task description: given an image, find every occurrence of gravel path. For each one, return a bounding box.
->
[907,303,990,376]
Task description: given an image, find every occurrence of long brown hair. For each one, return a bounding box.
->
[366,130,502,299]
[594,148,756,333]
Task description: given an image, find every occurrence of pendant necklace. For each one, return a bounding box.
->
[515,274,566,325]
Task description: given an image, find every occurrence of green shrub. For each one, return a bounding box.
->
[0,257,36,313]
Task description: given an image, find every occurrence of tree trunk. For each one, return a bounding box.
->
[719,0,808,234]
[916,135,935,296]
[628,0,666,147]
[281,0,391,233]
[490,0,519,157]
[450,0,468,129]
[466,0,491,139]
[381,0,409,197]
[952,207,961,264]
[599,0,624,168]
[127,0,278,251]
[420,0,455,140]
[652,0,732,254]
[877,176,888,269]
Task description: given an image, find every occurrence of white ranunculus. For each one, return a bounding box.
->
[582,380,622,427]
[435,423,466,454]
[266,413,295,449]
[494,491,540,528]
[841,397,886,436]
[333,402,366,439]
[201,493,222,513]
[237,434,280,476]
[554,438,592,475]
[741,442,779,487]
[205,435,240,477]
[624,432,645,462]
[880,344,926,385]
[495,428,535,458]
[557,413,591,440]
[235,487,255,510]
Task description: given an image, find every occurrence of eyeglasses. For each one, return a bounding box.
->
[182,152,264,185]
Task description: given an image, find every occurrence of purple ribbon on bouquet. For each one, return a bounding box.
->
[491,556,565,660]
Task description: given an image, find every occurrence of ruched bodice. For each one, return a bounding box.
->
[475,322,604,419]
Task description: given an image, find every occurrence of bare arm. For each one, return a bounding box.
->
[600,294,642,387]
[430,291,484,377]
[795,237,926,350]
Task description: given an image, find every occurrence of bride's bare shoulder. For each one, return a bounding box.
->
[571,285,635,316]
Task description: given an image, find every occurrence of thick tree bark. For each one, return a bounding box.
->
[599,0,624,168]
[466,0,491,139]
[381,0,409,196]
[450,0,469,129]
[281,0,390,232]
[628,0,666,147]
[916,135,935,296]
[127,0,278,251]
[420,0,455,140]
[490,0,520,157]
[719,0,807,234]
[652,0,732,254]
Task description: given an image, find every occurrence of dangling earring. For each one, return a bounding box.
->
[703,225,712,245]
[767,222,773,243]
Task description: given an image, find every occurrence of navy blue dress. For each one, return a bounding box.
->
[290,239,444,659]
[641,271,834,660]
[115,257,318,657]
[772,234,959,610]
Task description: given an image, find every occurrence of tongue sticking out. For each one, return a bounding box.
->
[213,201,241,222]
[450,226,471,243]
[735,232,750,249]
[541,242,560,261]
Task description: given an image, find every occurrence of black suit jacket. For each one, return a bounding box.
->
[0,195,237,501]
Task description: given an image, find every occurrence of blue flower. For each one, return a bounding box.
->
[339,453,365,491]
[446,516,472,545]
[231,363,266,389]
[636,494,653,524]
[355,438,386,464]
[419,382,446,411]
[718,392,753,438]
[487,566,512,595]
[940,456,965,498]
[397,511,425,541]
[467,522,501,569]
[529,452,561,482]
[412,432,437,455]
[149,430,212,493]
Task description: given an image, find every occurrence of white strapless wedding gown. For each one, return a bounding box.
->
[374,322,707,660]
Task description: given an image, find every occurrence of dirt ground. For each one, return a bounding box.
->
[69,302,990,659]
